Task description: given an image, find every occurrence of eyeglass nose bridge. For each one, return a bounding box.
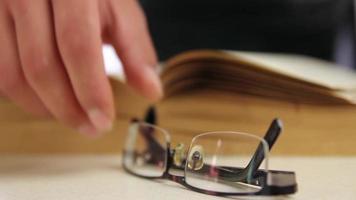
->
[173,143,186,167]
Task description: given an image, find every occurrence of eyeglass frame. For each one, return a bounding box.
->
[122,107,297,196]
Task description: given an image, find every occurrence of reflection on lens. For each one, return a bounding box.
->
[184,132,269,194]
[123,122,169,177]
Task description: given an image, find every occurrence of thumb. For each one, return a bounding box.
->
[104,0,163,101]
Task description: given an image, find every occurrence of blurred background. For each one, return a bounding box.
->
[141,0,355,69]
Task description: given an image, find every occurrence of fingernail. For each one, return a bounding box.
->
[78,124,98,136]
[88,109,113,132]
[146,67,164,100]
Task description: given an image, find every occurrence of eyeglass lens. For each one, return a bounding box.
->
[185,132,268,193]
[123,122,169,177]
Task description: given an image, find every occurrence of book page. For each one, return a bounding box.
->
[227,51,356,91]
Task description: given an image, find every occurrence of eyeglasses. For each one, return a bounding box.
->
[122,107,297,196]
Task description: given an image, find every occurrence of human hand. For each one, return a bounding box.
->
[0,0,162,137]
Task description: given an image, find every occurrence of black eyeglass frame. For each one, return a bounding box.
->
[122,107,297,196]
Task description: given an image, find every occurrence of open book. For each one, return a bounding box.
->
[111,49,356,155]
[159,50,356,104]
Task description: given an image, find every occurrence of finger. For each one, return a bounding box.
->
[0,3,50,117]
[53,0,114,132]
[10,0,98,136]
[102,0,163,101]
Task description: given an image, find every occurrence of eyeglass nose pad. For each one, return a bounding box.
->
[173,143,186,166]
[187,145,204,170]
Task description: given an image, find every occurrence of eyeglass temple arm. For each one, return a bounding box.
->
[247,118,283,173]
[138,106,166,162]
[144,106,156,125]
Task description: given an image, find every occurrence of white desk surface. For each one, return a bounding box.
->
[0,155,355,200]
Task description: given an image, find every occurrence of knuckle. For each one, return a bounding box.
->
[57,22,78,41]
[10,0,31,13]
[22,52,51,82]
[58,32,92,58]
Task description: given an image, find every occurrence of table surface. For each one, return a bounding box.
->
[0,155,355,200]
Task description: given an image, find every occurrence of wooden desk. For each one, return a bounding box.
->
[0,155,354,200]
